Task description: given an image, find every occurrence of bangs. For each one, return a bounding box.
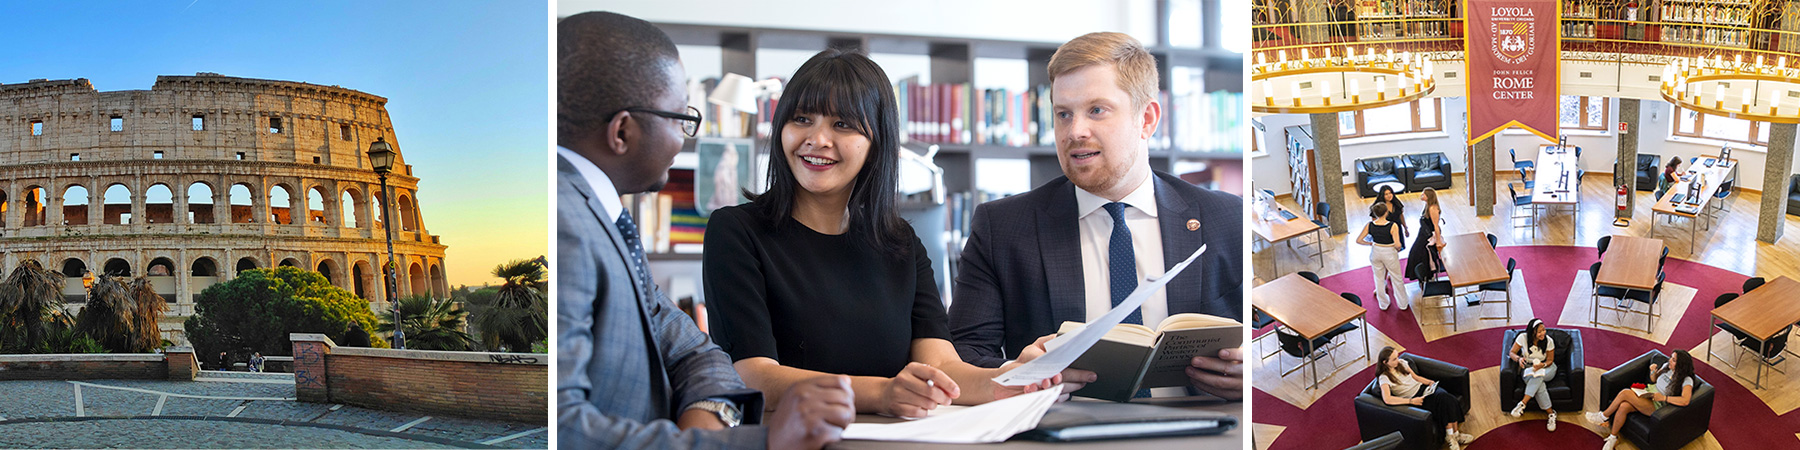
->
[782,58,884,137]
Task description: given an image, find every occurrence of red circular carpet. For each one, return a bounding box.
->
[1253,246,1800,449]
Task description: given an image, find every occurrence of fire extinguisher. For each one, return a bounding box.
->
[1617,184,1630,212]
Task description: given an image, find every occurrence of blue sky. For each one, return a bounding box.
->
[2,1,550,287]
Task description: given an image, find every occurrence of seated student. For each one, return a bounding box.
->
[705,49,1058,419]
[1656,158,1682,199]
[1356,202,1406,310]
[1508,319,1559,431]
[1376,346,1473,450]
[1585,350,1699,450]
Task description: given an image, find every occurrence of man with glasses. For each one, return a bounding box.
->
[556,11,854,450]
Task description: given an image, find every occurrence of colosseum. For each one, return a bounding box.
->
[0,73,448,342]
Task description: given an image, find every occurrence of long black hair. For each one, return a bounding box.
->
[1668,350,1695,386]
[1377,346,1411,383]
[749,48,911,255]
[1525,318,1548,354]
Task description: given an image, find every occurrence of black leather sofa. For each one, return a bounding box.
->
[1357,156,1409,198]
[1354,354,1470,450]
[1343,431,1405,450]
[1599,350,1714,450]
[1788,174,1800,216]
[1636,154,1661,192]
[1499,328,1584,412]
[1404,153,1453,192]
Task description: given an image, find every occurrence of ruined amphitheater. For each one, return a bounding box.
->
[0,74,447,342]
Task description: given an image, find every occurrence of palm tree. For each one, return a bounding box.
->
[379,294,477,351]
[129,277,169,352]
[76,275,138,352]
[0,260,66,352]
[469,258,547,352]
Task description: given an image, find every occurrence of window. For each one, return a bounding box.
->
[31,120,43,136]
[110,116,123,132]
[1339,98,1444,138]
[192,115,205,131]
[70,153,80,161]
[340,124,352,141]
[153,151,164,159]
[269,117,283,134]
[1672,106,1770,146]
[235,152,245,160]
[312,156,321,164]
[1560,96,1609,131]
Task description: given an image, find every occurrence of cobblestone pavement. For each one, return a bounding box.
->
[0,377,547,449]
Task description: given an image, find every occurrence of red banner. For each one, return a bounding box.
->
[1464,0,1560,143]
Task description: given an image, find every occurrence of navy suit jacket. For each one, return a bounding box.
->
[948,171,1243,369]
[556,155,768,449]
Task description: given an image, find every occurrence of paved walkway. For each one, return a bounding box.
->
[0,376,546,449]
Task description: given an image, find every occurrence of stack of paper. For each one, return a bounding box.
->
[841,385,1064,443]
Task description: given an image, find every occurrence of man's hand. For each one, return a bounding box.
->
[676,408,726,431]
[1186,348,1245,401]
[767,375,855,450]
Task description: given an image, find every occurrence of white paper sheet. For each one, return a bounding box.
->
[841,385,1064,443]
[991,245,1208,387]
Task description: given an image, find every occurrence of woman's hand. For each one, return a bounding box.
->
[1410,397,1424,405]
[1532,361,1546,370]
[880,363,959,418]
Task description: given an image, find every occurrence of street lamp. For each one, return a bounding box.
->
[367,137,404,350]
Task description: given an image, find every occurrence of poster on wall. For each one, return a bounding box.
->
[1464,0,1560,143]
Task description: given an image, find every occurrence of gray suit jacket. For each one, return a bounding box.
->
[948,171,1244,369]
[557,155,768,449]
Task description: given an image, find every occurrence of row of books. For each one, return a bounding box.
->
[897,78,1053,147]
[1660,2,1754,26]
[1164,90,1244,154]
[1658,25,1752,46]
[622,168,706,255]
[1355,0,1452,18]
[1358,21,1454,40]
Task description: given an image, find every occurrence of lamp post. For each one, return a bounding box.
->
[366,137,404,350]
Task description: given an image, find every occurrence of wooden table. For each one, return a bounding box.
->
[1251,199,1324,276]
[1251,274,1368,389]
[1709,276,1800,389]
[833,397,1241,449]
[1651,157,1737,255]
[1532,144,1580,236]
[1594,235,1664,329]
[1440,232,1510,322]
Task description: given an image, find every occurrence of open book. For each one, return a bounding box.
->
[1055,313,1243,402]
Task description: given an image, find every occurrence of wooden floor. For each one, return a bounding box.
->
[1251,423,1283,450]
[1555,271,1699,346]
[1254,175,1800,284]
[1251,324,1400,410]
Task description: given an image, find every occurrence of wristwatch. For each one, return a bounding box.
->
[687,398,743,428]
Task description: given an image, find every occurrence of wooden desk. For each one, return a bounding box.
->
[1532,145,1579,235]
[1251,200,1324,276]
[1251,274,1368,389]
[1596,236,1662,291]
[1710,276,1800,389]
[1440,232,1510,321]
[1651,157,1737,255]
[833,397,1241,449]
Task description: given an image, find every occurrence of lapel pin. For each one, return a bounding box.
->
[1186,219,1200,231]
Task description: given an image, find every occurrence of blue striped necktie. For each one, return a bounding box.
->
[614,212,653,291]
[1104,202,1142,325]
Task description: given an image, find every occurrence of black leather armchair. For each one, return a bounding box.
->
[1499,328,1584,412]
[1787,174,1800,216]
[1402,153,1452,192]
[1354,354,1470,450]
[1599,350,1715,450]
[1343,431,1405,450]
[1636,154,1661,192]
[1357,156,1410,198]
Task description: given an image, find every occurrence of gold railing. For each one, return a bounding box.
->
[1253,17,1800,64]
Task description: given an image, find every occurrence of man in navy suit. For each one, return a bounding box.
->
[947,32,1244,400]
[556,12,854,449]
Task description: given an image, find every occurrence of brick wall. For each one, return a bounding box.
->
[0,354,169,380]
[290,333,546,423]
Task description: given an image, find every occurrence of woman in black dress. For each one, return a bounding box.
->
[1376,185,1409,244]
[1405,187,1446,287]
[705,49,1057,419]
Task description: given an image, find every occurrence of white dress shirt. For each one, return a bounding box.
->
[1075,173,1168,327]
[559,146,624,223]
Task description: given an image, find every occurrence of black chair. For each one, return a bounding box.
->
[1298,271,1322,284]
[1326,293,1365,346]
[1404,152,1453,192]
[1277,325,1347,379]
[1714,293,1753,342]
[1486,233,1498,249]
[1342,431,1405,450]
[1357,156,1408,198]
[1589,262,1633,325]
[1597,236,1612,259]
[1620,271,1668,333]
[1499,328,1585,412]
[1415,264,1457,331]
[1477,258,1516,320]
[1354,354,1470,450]
[1637,154,1662,191]
[1788,174,1800,216]
[1744,277,1767,293]
[1599,350,1715,450]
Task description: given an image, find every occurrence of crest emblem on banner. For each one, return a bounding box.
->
[1490,20,1535,64]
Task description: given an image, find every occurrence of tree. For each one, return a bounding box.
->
[379,294,477,351]
[75,276,170,353]
[184,267,386,358]
[0,261,65,353]
[467,257,547,352]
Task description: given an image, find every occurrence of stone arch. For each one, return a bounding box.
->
[340,187,363,228]
[408,261,426,298]
[102,183,132,225]
[103,257,132,277]
[0,188,8,227]
[269,184,293,225]
[371,191,386,229]
[317,258,341,288]
[61,184,90,225]
[398,193,417,232]
[144,183,175,224]
[307,185,331,226]
[279,257,300,268]
[147,257,176,276]
[61,258,87,278]
[21,186,46,226]
[190,257,218,277]
[235,256,259,273]
[429,262,447,299]
[187,182,216,224]
[229,183,255,223]
[352,259,373,299]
